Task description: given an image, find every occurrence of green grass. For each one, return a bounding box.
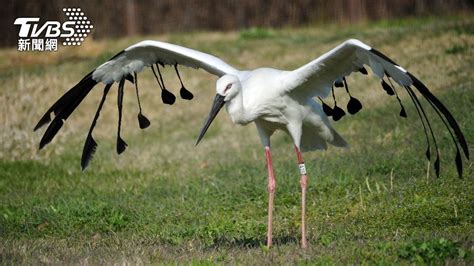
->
[1,17,473,263]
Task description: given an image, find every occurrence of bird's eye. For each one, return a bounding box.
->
[224,83,232,93]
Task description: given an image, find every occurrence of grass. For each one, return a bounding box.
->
[1,16,473,263]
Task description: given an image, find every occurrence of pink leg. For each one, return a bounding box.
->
[265,146,275,248]
[295,146,308,249]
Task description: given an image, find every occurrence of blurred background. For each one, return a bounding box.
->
[2,0,473,47]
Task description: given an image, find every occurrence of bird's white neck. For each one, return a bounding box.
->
[225,89,248,125]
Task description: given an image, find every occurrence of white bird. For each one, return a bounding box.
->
[35,39,469,248]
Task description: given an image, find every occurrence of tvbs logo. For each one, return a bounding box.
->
[14,7,93,52]
[15,18,75,38]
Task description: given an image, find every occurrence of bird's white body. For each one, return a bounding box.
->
[224,68,347,151]
[36,38,468,249]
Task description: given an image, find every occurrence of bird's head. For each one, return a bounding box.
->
[216,74,241,101]
[196,74,241,145]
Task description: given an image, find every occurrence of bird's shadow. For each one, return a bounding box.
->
[210,235,298,249]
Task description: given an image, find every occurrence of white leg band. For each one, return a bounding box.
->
[298,163,307,175]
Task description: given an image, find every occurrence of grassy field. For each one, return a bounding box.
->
[1,17,473,263]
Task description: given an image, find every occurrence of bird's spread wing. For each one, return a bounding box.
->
[93,40,238,84]
[285,39,469,178]
[34,40,239,170]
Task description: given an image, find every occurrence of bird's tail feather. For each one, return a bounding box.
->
[299,125,348,152]
[329,128,349,148]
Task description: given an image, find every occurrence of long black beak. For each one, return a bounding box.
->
[195,94,226,145]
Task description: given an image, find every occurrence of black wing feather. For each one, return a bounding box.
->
[81,84,113,170]
[34,71,97,131]
[38,73,98,149]
[407,72,469,160]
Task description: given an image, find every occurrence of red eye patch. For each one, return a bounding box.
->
[224,83,232,93]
